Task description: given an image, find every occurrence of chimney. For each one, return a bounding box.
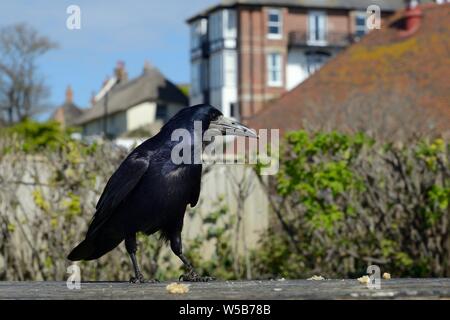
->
[143,60,154,74]
[114,60,128,83]
[90,91,96,105]
[65,85,73,103]
[400,0,423,37]
[405,0,419,8]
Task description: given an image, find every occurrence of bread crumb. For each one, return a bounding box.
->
[307,275,325,280]
[382,272,391,280]
[166,282,190,294]
[357,275,370,284]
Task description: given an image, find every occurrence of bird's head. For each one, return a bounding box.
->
[162,104,257,139]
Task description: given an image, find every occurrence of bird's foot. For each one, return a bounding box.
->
[129,274,159,284]
[129,274,145,283]
[179,270,215,282]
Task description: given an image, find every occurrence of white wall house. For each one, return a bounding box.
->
[81,101,183,138]
[74,63,188,138]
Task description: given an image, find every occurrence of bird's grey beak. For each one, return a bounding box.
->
[209,116,258,138]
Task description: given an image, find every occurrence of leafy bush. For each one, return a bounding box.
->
[1,130,448,281]
[0,135,241,281]
[252,131,450,278]
[0,136,129,280]
[183,197,240,280]
[1,119,76,152]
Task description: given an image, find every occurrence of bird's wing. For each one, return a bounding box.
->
[87,152,150,237]
[189,165,202,207]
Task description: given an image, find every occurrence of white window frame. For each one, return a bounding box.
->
[308,10,327,45]
[267,53,283,87]
[267,8,283,39]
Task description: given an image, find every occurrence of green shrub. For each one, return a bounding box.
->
[1,129,448,280]
[1,119,77,152]
[252,131,450,278]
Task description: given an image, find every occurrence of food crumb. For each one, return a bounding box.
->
[307,275,325,281]
[382,272,391,280]
[357,275,370,284]
[166,282,190,294]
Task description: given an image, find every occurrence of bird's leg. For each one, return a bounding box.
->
[170,233,215,282]
[125,234,146,284]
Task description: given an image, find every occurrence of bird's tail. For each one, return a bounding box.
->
[67,228,124,261]
[68,238,96,261]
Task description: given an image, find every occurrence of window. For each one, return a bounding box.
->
[308,11,327,44]
[191,60,209,95]
[190,19,207,50]
[267,53,283,87]
[190,23,199,50]
[224,50,237,86]
[201,60,209,92]
[210,53,223,89]
[156,104,168,121]
[355,12,367,38]
[191,61,201,95]
[306,52,330,75]
[225,9,236,37]
[209,9,236,42]
[209,11,222,42]
[267,9,282,39]
[208,51,235,89]
[230,103,239,119]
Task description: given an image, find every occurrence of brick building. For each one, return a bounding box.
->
[247,2,450,139]
[187,0,406,121]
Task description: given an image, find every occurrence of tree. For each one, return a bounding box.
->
[0,23,57,124]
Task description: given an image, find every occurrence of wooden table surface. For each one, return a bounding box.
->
[1,278,449,300]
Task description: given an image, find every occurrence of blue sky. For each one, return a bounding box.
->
[0,0,216,113]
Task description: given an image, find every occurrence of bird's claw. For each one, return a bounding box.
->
[129,274,159,284]
[179,270,215,282]
[129,275,145,284]
[148,279,160,283]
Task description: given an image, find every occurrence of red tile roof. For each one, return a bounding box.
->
[248,3,450,139]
